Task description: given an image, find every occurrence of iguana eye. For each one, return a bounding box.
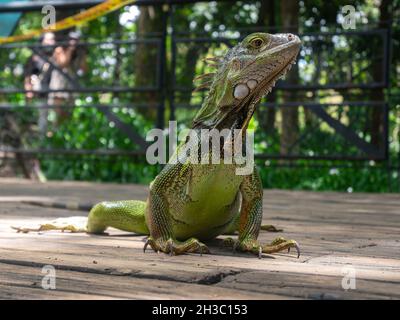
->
[249,38,264,49]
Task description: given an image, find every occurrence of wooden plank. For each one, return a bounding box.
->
[216,270,400,300]
[0,178,399,299]
[1,263,286,300]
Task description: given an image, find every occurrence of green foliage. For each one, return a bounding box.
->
[0,1,399,193]
[257,160,398,192]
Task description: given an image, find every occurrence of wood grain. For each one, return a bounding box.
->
[0,178,399,300]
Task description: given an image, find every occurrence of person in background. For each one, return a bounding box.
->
[16,33,56,182]
[21,31,87,182]
[24,32,55,135]
[47,31,87,123]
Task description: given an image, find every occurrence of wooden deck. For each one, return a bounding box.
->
[0,178,399,300]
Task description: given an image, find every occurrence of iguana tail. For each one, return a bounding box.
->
[12,200,149,235]
[87,200,149,234]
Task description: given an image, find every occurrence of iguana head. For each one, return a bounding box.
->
[193,32,301,130]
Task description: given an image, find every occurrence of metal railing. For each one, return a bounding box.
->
[0,0,397,189]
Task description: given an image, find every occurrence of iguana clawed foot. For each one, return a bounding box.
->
[143,236,210,256]
[11,217,88,233]
[224,236,300,259]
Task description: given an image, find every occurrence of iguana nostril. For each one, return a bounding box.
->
[288,34,293,41]
[234,84,250,99]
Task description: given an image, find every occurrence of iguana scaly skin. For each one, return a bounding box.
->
[14,33,301,258]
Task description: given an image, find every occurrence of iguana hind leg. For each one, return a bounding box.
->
[223,212,283,234]
[12,216,87,233]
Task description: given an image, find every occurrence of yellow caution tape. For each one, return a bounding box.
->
[0,0,136,44]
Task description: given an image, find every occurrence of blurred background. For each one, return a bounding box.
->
[0,0,399,192]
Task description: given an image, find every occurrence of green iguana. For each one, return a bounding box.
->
[13,32,301,258]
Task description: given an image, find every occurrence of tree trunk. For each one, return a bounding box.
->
[176,41,204,105]
[370,0,391,149]
[279,0,299,155]
[135,5,164,119]
[256,0,277,134]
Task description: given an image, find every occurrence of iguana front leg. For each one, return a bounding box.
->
[143,163,210,255]
[234,168,300,258]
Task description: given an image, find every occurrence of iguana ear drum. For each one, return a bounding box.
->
[234,84,249,99]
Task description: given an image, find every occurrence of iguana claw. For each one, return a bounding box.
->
[287,244,301,258]
[287,242,300,258]
[143,236,210,256]
[226,236,300,258]
[264,237,300,258]
[143,237,151,253]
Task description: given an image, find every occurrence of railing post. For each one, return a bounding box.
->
[169,4,176,122]
[156,2,170,130]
